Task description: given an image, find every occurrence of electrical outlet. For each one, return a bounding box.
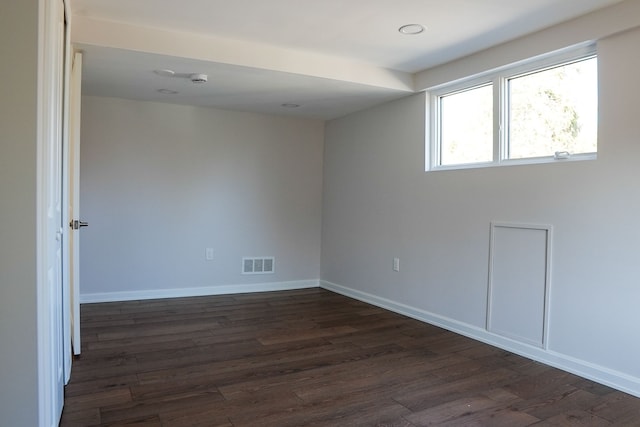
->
[393,257,400,272]
[205,248,214,261]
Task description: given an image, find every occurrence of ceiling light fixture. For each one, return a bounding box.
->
[154,69,176,77]
[398,24,426,35]
[189,73,208,84]
[157,89,179,95]
[154,69,208,84]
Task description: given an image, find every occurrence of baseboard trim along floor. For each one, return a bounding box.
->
[80,280,320,304]
[320,280,640,399]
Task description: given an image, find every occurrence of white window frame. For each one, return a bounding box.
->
[427,43,597,171]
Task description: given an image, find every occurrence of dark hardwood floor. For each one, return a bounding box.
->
[61,288,640,426]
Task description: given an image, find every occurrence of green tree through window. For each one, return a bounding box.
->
[508,57,597,159]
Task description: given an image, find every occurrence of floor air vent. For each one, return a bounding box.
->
[242,257,275,274]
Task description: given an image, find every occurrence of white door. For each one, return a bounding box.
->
[38,0,66,424]
[68,51,84,356]
[62,12,81,386]
[61,0,72,382]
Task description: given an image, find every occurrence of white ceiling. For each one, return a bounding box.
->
[71,0,624,119]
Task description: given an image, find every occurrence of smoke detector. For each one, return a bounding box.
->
[190,73,208,83]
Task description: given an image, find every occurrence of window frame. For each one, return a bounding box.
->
[427,43,598,171]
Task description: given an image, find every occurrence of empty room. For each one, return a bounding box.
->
[3,1,640,426]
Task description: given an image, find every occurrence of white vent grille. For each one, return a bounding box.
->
[242,257,275,274]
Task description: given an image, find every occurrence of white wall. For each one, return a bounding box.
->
[0,1,40,425]
[80,97,324,301]
[321,24,640,396]
[77,0,640,397]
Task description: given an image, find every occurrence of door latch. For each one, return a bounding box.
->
[69,220,89,230]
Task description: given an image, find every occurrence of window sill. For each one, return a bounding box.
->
[426,153,597,172]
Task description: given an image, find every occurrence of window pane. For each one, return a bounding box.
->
[440,84,493,166]
[508,57,597,159]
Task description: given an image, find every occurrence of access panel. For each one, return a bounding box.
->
[487,222,551,348]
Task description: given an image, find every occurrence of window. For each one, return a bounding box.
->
[429,45,597,170]
[440,84,493,166]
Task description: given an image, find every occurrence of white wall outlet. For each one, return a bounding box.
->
[393,257,400,272]
[205,248,214,261]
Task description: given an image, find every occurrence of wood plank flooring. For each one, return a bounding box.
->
[60,288,640,426]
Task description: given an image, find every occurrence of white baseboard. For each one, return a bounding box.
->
[80,279,320,304]
[319,280,640,399]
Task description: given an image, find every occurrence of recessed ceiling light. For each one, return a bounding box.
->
[157,89,178,95]
[398,24,426,35]
[281,103,300,108]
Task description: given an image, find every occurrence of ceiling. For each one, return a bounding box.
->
[71,0,624,120]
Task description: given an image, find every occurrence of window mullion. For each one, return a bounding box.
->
[493,77,500,163]
[431,95,442,168]
[495,76,506,162]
